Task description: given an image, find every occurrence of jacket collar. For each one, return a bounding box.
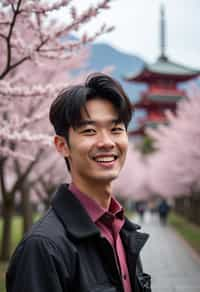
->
[52,184,149,253]
[121,221,149,255]
[52,184,100,240]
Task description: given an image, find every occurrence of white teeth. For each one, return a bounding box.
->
[95,156,115,162]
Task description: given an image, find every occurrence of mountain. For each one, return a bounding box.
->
[86,43,146,103]
[62,36,146,102]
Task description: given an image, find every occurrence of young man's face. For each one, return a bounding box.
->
[59,98,128,187]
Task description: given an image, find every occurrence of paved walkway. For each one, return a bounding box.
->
[132,212,200,292]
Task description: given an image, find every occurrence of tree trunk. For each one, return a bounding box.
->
[189,193,200,226]
[21,188,33,235]
[0,201,14,261]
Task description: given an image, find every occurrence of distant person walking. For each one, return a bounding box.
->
[135,201,146,222]
[158,199,170,225]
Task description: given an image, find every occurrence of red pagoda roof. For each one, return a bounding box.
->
[124,56,200,83]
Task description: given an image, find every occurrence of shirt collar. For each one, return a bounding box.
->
[108,195,124,219]
[69,183,104,222]
[69,183,124,223]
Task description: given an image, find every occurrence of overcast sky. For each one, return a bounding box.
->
[68,0,200,68]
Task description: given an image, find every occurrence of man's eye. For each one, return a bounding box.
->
[81,129,96,134]
[112,127,124,133]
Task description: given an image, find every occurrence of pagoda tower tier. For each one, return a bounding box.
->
[126,56,200,136]
[125,57,200,83]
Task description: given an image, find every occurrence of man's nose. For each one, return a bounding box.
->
[96,131,115,148]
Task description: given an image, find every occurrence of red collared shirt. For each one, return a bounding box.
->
[69,183,132,292]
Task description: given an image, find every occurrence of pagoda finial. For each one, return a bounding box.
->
[159,3,167,61]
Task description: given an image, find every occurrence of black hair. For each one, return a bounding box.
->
[49,73,133,171]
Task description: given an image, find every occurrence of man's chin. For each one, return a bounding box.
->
[96,173,119,183]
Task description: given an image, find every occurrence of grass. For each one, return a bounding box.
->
[0,216,23,254]
[0,262,7,292]
[169,212,200,254]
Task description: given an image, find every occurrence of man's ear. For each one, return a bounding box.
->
[54,135,70,157]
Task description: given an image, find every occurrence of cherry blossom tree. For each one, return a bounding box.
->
[147,85,200,198]
[0,0,113,260]
[0,0,113,154]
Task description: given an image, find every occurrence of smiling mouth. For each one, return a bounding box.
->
[93,155,118,163]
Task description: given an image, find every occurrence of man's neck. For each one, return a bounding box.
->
[70,179,112,209]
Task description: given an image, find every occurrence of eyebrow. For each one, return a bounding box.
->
[76,118,123,128]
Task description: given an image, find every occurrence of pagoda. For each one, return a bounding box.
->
[125,5,200,136]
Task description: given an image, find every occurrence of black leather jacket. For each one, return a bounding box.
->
[7,184,151,292]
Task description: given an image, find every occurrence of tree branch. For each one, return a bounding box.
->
[0,0,22,79]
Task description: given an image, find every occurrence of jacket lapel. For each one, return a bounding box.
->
[51,184,100,240]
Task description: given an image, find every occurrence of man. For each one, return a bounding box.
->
[6,73,151,292]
